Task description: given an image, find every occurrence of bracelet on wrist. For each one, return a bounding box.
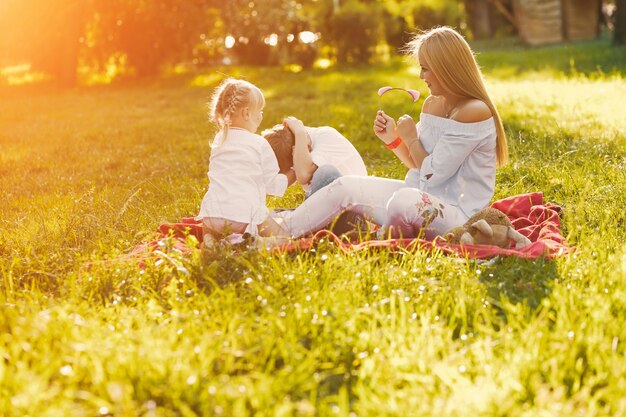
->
[385,137,402,150]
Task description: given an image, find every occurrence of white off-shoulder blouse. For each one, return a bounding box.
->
[404,112,497,218]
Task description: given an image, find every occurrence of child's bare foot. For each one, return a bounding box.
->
[202,233,218,249]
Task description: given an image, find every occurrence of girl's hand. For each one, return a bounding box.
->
[373,111,397,144]
[397,114,418,142]
[284,116,305,134]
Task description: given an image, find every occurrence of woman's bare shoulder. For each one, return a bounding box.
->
[421,95,441,114]
[453,99,492,123]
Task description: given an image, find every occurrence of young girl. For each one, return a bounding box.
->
[196,78,292,242]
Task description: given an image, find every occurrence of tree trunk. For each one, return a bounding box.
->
[615,0,626,45]
[465,0,492,39]
[32,0,87,87]
[56,2,86,87]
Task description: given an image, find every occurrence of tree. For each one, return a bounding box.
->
[378,0,465,52]
[615,0,626,44]
[0,0,89,87]
[464,0,516,40]
[465,0,501,39]
[219,0,280,65]
[324,0,381,64]
[218,0,315,66]
[382,11,410,53]
[92,0,214,76]
[0,0,217,84]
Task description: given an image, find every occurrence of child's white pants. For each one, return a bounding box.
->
[280,175,469,239]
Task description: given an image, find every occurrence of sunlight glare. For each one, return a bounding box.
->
[299,31,318,44]
[0,63,47,85]
[1,64,31,75]
[264,33,278,47]
[284,64,303,73]
[313,58,332,69]
[79,53,128,86]
[190,73,224,88]
[225,35,235,49]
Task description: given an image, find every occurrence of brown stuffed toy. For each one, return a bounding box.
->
[443,207,531,249]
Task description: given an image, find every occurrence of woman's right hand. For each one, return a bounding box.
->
[396,114,418,143]
[373,111,397,144]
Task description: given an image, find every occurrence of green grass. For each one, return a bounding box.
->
[1,38,626,416]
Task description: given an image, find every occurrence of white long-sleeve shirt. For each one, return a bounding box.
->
[196,128,288,225]
[306,126,368,176]
[404,113,497,217]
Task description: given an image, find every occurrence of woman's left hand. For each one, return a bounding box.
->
[396,114,418,142]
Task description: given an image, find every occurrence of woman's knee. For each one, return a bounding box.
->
[313,164,342,181]
[321,175,360,195]
[386,188,422,220]
[307,165,343,196]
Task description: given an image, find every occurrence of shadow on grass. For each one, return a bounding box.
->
[197,245,261,289]
[479,256,558,311]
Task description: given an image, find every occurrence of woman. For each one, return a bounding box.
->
[280,26,508,240]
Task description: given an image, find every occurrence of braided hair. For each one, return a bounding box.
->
[208,78,264,147]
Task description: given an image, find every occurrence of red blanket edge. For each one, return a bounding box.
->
[152,192,573,260]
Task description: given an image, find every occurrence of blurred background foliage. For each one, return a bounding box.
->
[0,0,624,87]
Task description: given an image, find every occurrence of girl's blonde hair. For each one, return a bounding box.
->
[208,78,265,147]
[406,27,508,166]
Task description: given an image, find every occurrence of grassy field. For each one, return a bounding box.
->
[1,38,626,416]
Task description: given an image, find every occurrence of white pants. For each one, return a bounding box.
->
[280,175,469,239]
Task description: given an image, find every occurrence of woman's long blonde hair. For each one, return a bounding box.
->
[406,27,508,166]
[208,78,265,147]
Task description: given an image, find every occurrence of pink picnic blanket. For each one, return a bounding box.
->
[154,192,572,259]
